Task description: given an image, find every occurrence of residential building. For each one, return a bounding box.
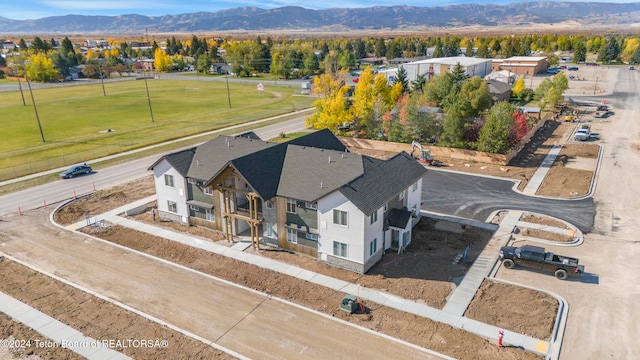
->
[149,130,427,273]
[486,79,513,103]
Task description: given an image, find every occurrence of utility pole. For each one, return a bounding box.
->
[16,76,26,106]
[25,74,45,142]
[225,74,231,108]
[99,61,106,96]
[143,71,154,122]
[594,76,599,95]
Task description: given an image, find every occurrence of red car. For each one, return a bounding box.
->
[352,78,359,83]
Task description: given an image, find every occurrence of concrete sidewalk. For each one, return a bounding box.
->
[523,144,563,195]
[79,202,549,356]
[0,291,130,360]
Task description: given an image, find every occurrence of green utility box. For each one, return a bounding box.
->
[340,295,358,314]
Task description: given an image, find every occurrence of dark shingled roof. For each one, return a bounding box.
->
[388,208,413,229]
[285,128,347,152]
[188,136,276,181]
[228,144,288,200]
[277,145,364,202]
[147,147,196,177]
[339,152,427,216]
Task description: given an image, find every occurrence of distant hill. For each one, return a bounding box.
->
[1,2,640,34]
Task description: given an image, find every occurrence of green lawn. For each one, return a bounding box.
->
[0,79,314,180]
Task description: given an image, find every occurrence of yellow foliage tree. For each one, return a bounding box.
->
[154,48,171,72]
[306,71,351,131]
[26,53,59,82]
[109,48,120,58]
[512,77,525,97]
[86,48,98,60]
[622,38,640,63]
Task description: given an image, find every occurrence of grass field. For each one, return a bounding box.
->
[0,78,314,180]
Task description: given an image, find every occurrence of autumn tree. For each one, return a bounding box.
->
[26,53,59,82]
[512,77,525,98]
[306,71,351,131]
[457,76,492,118]
[154,48,171,72]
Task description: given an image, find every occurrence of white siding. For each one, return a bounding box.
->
[407,178,423,223]
[317,191,365,264]
[364,207,384,262]
[152,159,188,223]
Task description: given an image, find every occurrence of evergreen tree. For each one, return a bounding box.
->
[393,66,409,94]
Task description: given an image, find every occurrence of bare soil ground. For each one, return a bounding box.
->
[520,213,570,229]
[517,227,574,243]
[81,224,542,359]
[465,281,559,340]
[0,259,235,360]
[0,312,83,360]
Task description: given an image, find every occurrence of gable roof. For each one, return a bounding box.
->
[339,152,427,215]
[388,208,413,229]
[227,144,288,200]
[277,145,364,202]
[147,147,196,177]
[285,129,347,152]
[187,136,276,181]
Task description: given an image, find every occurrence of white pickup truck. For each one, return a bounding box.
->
[574,128,591,141]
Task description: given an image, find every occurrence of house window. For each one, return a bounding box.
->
[369,238,377,256]
[370,210,378,224]
[333,241,348,258]
[188,178,197,184]
[286,199,297,214]
[190,205,199,211]
[205,208,213,221]
[164,174,174,187]
[266,201,273,209]
[412,181,418,192]
[167,200,177,213]
[305,202,317,210]
[287,228,298,243]
[384,203,388,212]
[333,209,348,226]
[399,190,405,201]
[203,186,212,195]
[306,233,318,241]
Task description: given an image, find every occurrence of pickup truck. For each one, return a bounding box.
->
[574,128,590,141]
[499,245,584,280]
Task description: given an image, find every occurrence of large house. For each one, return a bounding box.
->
[149,130,427,273]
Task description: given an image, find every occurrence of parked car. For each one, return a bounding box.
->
[567,66,579,71]
[60,164,92,179]
[499,245,584,280]
[630,66,635,70]
[596,104,609,111]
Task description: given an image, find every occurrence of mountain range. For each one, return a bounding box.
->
[1,2,639,34]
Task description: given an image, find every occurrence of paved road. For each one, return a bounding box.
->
[496,66,640,360]
[0,116,309,217]
[421,169,595,232]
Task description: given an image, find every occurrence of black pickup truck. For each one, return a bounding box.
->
[499,245,584,280]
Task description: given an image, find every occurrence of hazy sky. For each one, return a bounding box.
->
[3,0,638,20]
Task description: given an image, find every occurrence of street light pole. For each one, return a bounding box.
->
[25,74,45,142]
[143,71,155,123]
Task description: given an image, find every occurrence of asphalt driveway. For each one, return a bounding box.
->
[422,169,595,233]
